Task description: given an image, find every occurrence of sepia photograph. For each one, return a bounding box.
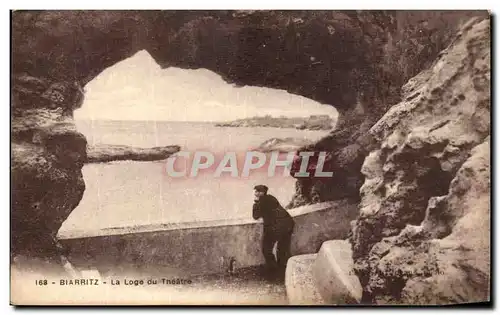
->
[10,9,491,306]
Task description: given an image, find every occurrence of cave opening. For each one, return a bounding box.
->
[58,49,339,237]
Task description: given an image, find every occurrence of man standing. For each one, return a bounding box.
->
[252,185,295,281]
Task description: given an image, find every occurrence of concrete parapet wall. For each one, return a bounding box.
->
[58,199,357,277]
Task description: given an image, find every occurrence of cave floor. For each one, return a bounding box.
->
[188,266,288,305]
[83,264,288,305]
[11,258,288,305]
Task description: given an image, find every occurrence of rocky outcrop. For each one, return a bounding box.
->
[286,254,325,305]
[87,144,180,163]
[350,18,490,304]
[254,137,313,153]
[12,75,87,262]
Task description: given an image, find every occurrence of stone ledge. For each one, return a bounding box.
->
[312,240,362,304]
[57,201,339,240]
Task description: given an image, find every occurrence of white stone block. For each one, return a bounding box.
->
[312,240,362,304]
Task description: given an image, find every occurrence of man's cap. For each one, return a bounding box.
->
[254,185,268,193]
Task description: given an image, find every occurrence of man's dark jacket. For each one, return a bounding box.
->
[253,194,294,235]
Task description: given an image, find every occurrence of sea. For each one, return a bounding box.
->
[59,120,329,235]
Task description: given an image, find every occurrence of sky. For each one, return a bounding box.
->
[74,50,338,122]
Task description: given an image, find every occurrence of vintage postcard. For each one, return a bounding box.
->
[10,10,491,305]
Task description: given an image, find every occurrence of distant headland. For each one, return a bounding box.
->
[214,115,335,131]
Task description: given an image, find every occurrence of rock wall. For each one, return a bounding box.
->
[350,18,490,304]
[11,75,87,261]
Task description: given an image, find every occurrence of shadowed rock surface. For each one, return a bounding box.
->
[350,18,490,304]
[87,144,180,163]
[12,85,86,263]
